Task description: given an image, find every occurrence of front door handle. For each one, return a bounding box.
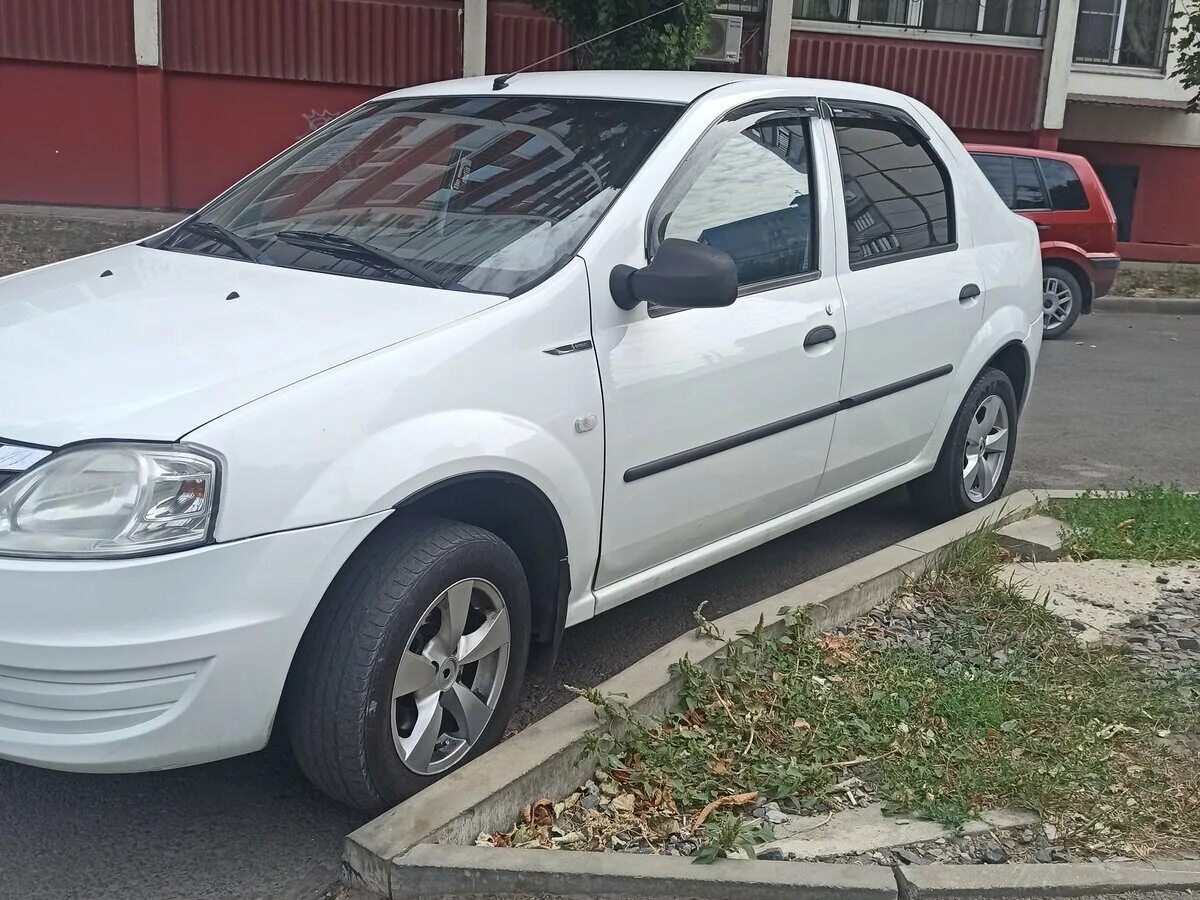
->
[804,325,837,347]
[959,283,981,303]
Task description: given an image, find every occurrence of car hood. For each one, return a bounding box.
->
[0,244,501,447]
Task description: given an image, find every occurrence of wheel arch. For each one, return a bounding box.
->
[984,340,1031,412]
[392,471,570,676]
[1043,254,1093,313]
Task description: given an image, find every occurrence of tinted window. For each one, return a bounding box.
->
[661,119,816,285]
[1040,159,1089,211]
[974,154,1016,207]
[1013,157,1048,209]
[833,117,953,266]
[151,96,682,295]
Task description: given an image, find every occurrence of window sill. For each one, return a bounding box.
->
[791,19,1044,50]
[1071,62,1167,79]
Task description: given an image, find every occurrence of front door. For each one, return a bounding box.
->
[815,101,984,497]
[590,104,846,600]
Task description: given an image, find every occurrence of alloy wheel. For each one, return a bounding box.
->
[962,394,1009,503]
[389,577,511,775]
[1043,275,1074,329]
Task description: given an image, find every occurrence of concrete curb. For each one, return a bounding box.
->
[345,492,1047,898]
[898,860,1200,898]
[1096,296,1200,315]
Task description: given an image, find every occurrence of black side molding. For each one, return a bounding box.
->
[624,364,954,483]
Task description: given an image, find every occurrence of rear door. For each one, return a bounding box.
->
[815,100,984,497]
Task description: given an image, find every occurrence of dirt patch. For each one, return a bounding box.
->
[0,212,173,277]
[1113,267,1200,300]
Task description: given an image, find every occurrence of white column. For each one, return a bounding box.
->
[463,0,488,77]
[764,0,794,75]
[1042,0,1079,130]
[133,0,162,67]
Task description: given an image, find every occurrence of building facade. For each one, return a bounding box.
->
[1,0,1195,260]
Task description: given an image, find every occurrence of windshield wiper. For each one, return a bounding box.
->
[166,219,274,264]
[273,230,451,290]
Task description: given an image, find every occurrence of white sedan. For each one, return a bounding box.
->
[0,71,1041,810]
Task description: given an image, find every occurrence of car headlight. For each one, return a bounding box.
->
[0,443,219,558]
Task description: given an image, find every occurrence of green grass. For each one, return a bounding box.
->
[576,531,1200,857]
[1051,485,1200,561]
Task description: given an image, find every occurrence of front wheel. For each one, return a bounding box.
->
[1042,264,1083,339]
[910,367,1018,522]
[286,517,531,812]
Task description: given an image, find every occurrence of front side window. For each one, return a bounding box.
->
[658,118,817,286]
[973,153,1048,210]
[833,114,953,267]
[149,96,682,296]
[1040,159,1089,211]
[792,0,1047,37]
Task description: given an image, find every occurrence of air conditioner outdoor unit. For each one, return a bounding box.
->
[697,14,744,64]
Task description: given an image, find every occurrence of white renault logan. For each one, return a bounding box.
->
[0,71,1041,811]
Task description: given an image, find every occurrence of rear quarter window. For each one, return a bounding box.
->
[1039,159,1089,211]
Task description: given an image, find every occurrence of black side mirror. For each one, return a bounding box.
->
[610,239,739,311]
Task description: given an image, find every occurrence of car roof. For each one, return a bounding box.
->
[964,143,1093,167]
[379,70,916,107]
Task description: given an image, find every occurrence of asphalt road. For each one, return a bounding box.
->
[1,310,1198,900]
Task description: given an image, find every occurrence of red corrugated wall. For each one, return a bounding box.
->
[161,0,462,87]
[487,1,568,73]
[789,29,1042,133]
[0,0,134,67]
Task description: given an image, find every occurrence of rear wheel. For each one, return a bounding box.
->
[1042,264,1083,339]
[286,517,530,812]
[910,367,1018,521]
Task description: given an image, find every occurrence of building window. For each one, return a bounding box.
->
[793,0,1047,37]
[1073,0,1173,68]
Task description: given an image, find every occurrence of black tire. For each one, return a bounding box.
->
[1042,264,1083,339]
[286,516,531,812]
[909,367,1018,522]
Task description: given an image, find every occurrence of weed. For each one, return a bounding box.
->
[1052,485,1200,561]
[693,812,773,863]
[575,529,1199,857]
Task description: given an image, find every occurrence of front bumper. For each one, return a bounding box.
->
[0,513,387,773]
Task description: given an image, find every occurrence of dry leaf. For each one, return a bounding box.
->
[1116,518,1135,529]
[611,793,636,814]
[793,717,812,731]
[692,791,758,828]
[523,798,554,827]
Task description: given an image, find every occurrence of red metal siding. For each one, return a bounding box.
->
[0,0,133,67]
[161,0,462,88]
[486,2,568,74]
[789,30,1042,133]
[165,73,376,208]
[0,60,140,205]
[1059,139,1200,252]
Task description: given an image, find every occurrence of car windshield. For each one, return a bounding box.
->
[152,95,683,295]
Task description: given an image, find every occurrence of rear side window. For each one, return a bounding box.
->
[1039,159,1089,211]
[833,116,953,267]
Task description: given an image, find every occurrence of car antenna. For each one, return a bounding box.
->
[492,0,686,91]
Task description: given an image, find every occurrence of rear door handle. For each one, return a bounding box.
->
[804,325,837,347]
[959,283,981,302]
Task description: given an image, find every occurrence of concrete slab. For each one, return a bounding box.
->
[386,844,900,900]
[761,804,1038,860]
[1003,560,1197,644]
[898,860,1200,898]
[995,515,1065,561]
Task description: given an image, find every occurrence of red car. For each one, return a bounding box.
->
[967,145,1120,339]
